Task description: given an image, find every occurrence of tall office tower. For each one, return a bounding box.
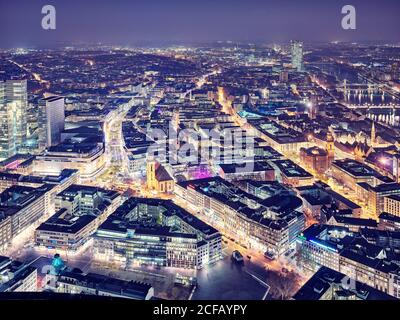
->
[38,96,65,148]
[291,40,304,72]
[6,80,28,149]
[0,82,15,159]
[0,80,28,160]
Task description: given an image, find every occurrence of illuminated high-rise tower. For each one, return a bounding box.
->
[291,40,304,72]
[0,80,28,160]
[0,82,14,159]
[6,80,27,149]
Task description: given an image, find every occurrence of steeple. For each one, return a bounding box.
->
[147,159,157,190]
[326,129,335,159]
[371,121,376,147]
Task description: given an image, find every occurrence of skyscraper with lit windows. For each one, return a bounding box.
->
[6,80,27,149]
[291,40,304,72]
[0,82,13,159]
[0,80,28,160]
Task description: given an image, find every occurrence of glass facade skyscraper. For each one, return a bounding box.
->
[0,82,13,159]
[0,80,27,160]
[291,40,304,72]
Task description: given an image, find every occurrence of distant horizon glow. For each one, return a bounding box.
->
[1,0,400,49]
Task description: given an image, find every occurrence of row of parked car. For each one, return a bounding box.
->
[231,250,276,264]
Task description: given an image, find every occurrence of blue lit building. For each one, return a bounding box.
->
[296,224,400,298]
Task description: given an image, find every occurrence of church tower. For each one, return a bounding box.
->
[147,159,157,190]
[326,129,335,160]
[371,121,376,147]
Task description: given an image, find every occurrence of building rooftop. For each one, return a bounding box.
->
[332,159,378,178]
[272,159,313,178]
[178,177,304,231]
[57,184,119,202]
[372,182,400,193]
[0,184,54,220]
[329,216,378,228]
[57,270,152,300]
[0,154,35,170]
[98,197,220,239]
[300,146,328,157]
[219,161,274,174]
[36,208,97,234]
[249,119,307,144]
[0,169,78,186]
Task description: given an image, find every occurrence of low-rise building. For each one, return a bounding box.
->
[326,215,377,232]
[0,154,35,175]
[122,121,154,176]
[0,169,79,194]
[0,256,37,292]
[176,177,305,256]
[35,185,121,251]
[218,161,275,182]
[0,184,54,251]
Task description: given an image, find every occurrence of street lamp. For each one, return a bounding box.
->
[379,156,388,167]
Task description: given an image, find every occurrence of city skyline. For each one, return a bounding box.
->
[1,0,400,49]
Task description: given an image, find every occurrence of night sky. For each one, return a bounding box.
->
[0,0,399,48]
